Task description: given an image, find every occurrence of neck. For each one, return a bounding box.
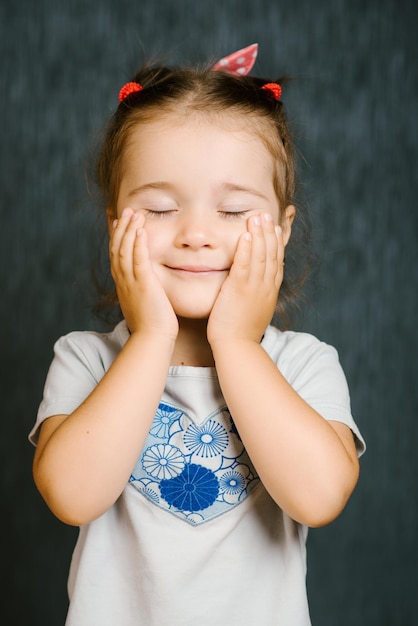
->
[171,318,214,367]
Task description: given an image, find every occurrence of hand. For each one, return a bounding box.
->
[109,209,179,339]
[207,212,284,345]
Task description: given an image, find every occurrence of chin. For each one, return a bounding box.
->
[166,289,220,320]
[170,300,215,320]
[174,308,213,320]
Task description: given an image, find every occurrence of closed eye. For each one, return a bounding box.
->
[143,208,177,218]
[218,210,250,220]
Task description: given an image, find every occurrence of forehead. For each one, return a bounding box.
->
[124,112,276,177]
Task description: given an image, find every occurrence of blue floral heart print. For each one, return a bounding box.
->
[129,402,260,525]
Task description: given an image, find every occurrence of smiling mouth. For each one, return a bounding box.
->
[166,265,227,274]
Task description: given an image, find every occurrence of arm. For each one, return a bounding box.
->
[210,339,359,527]
[33,210,178,526]
[207,213,359,527]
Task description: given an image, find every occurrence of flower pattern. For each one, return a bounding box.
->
[219,469,246,494]
[129,477,161,504]
[183,420,229,458]
[216,464,255,504]
[142,444,185,480]
[149,403,183,439]
[129,402,259,525]
[160,464,219,512]
[169,410,245,472]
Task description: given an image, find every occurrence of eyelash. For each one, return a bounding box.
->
[144,209,177,218]
[218,210,249,219]
[143,209,250,220]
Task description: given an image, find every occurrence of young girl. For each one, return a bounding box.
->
[30,44,365,626]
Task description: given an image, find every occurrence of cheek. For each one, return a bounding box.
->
[142,224,167,260]
[228,222,250,249]
[233,226,245,248]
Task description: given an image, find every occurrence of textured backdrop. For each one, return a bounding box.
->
[1,0,417,624]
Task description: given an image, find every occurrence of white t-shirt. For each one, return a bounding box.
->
[30,321,365,626]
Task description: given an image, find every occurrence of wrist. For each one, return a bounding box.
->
[127,328,177,353]
[125,315,179,343]
[209,336,262,355]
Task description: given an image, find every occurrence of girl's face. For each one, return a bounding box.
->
[115,114,294,319]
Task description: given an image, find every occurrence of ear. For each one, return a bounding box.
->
[281,205,295,246]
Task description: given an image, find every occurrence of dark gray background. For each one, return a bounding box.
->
[1,0,417,624]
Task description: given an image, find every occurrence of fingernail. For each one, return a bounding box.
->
[112,219,118,229]
[263,213,273,222]
[275,225,282,235]
[122,208,130,217]
[253,216,261,226]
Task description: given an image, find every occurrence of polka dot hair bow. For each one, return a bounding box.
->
[212,43,258,76]
[212,44,282,100]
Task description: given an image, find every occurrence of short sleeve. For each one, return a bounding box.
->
[29,325,128,445]
[262,328,366,456]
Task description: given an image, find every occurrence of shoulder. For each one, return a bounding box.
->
[262,326,339,366]
[261,326,349,396]
[30,321,130,445]
[53,321,130,365]
[44,320,130,389]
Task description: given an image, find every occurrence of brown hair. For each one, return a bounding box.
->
[93,62,312,328]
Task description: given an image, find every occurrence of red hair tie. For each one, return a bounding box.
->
[118,82,143,102]
[261,82,282,101]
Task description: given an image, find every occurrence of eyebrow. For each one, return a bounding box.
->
[127,182,174,197]
[219,182,270,201]
[128,181,269,200]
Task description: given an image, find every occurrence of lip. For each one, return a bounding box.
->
[166,265,227,275]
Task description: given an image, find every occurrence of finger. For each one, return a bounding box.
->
[247,214,267,283]
[228,231,252,281]
[261,212,280,284]
[118,211,139,266]
[113,210,142,278]
[132,226,151,280]
[109,208,132,263]
[274,225,286,288]
[109,214,129,279]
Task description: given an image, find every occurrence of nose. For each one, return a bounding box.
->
[174,212,215,250]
